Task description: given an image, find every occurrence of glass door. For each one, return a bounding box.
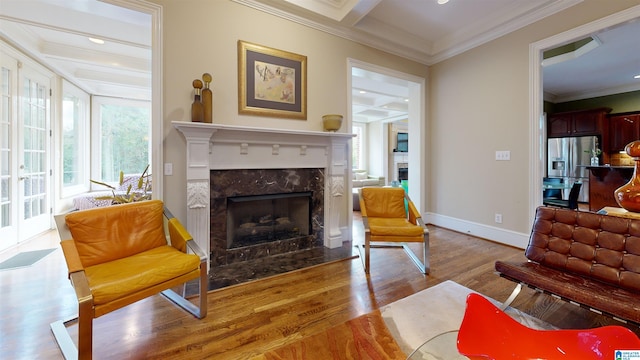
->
[0,54,18,249]
[18,66,51,240]
[0,48,52,251]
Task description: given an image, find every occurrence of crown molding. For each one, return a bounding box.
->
[234,0,582,65]
[430,0,583,64]
[551,83,640,103]
[233,0,432,64]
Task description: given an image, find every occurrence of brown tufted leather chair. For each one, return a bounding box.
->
[358,187,429,274]
[51,200,208,360]
[496,206,640,324]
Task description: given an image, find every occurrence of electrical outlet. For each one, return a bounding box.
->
[495,213,503,224]
[495,150,511,161]
[164,163,173,176]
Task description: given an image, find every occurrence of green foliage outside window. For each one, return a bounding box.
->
[99,104,150,182]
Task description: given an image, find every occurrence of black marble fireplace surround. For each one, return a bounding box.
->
[210,168,324,267]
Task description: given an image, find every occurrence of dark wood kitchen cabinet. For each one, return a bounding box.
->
[547,107,611,138]
[609,112,640,152]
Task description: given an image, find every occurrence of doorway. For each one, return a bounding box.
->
[347,59,426,223]
[0,0,162,251]
[529,6,640,223]
[0,48,53,250]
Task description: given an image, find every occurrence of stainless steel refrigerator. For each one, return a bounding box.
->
[547,136,598,203]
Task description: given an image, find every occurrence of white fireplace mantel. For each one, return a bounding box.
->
[173,121,354,266]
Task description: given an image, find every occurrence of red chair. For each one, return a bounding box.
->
[457,293,640,359]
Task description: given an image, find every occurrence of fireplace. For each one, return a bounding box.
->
[399,169,408,180]
[227,192,311,248]
[210,168,324,267]
[173,122,354,270]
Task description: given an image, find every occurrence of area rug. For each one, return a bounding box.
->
[257,280,555,359]
[0,248,56,271]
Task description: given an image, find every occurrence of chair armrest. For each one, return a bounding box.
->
[60,240,84,276]
[186,239,207,262]
[406,197,420,223]
[164,207,207,261]
[416,217,428,232]
[167,217,191,252]
[361,216,370,233]
[54,214,72,243]
[405,196,428,233]
[69,270,92,304]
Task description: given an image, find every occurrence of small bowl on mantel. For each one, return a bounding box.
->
[322,114,343,132]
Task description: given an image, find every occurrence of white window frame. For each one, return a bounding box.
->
[352,122,366,170]
[60,80,90,198]
[90,96,151,190]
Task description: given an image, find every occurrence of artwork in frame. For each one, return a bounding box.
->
[238,40,307,120]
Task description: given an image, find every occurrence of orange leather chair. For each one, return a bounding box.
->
[51,200,207,360]
[359,187,429,274]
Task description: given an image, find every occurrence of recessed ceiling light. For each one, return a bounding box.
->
[89,37,105,45]
[634,74,640,79]
[437,0,450,4]
[359,90,367,94]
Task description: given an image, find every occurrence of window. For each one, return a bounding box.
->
[61,81,89,197]
[352,123,365,170]
[91,97,151,186]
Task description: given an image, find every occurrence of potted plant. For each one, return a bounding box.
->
[90,165,151,204]
[585,148,602,166]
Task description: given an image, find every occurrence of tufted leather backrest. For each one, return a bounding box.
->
[64,200,167,267]
[526,206,640,293]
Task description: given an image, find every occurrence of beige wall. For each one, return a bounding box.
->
[155,0,639,238]
[428,0,640,234]
[152,0,428,221]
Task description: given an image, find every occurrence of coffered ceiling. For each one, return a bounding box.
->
[0,0,151,100]
[1,0,638,122]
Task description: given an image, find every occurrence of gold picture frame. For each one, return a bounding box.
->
[238,40,307,120]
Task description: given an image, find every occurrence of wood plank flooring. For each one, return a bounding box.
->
[1,213,637,359]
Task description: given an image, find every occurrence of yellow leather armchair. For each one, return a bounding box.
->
[359,187,429,274]
[51,200,207,360]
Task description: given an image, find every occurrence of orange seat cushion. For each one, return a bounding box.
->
[85,245,200,305]
[368,218,424,236]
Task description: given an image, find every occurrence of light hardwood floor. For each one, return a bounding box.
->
[1,213,637,359]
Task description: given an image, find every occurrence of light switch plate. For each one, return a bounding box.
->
[495,151,510,161]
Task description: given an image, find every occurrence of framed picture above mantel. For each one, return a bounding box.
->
[238,40,307,120]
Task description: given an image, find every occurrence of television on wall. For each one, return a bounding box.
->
[396,132,408,152]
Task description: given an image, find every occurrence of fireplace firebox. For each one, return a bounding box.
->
[398,163,408,181]
[210,168,324,267]
[227,192,312,248]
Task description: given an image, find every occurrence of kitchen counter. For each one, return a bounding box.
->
[584,165,633,169]
[586,166,633,211]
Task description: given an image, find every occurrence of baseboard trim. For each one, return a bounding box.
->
[425,212,529,249]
